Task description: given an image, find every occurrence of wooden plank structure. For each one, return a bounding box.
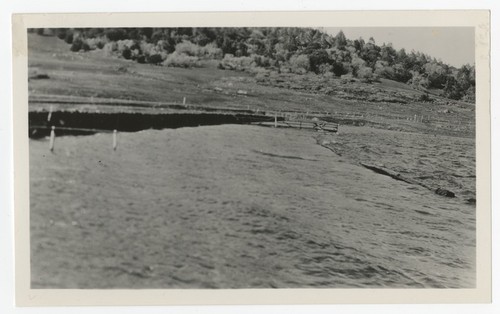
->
[253,118,338,133]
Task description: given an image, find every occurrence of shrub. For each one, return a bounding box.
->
[131,49,141,59]
[140,42,157,56]
[147,54,163,65]
[332,62,349,77]
[103,42,117,55]
[374,60,395,80]
[81,42,91,52]
[164,52,200,68]
[252,54,271,67]
[350,55,366,77]
[219,54,254,70]
[55,29,67,40]
[116,39,136,51]
[70,38,84,52]
[96,41,105,49]
[409,71,430,90]
[200,43,223,59]
[318,63,333,75]
[289,54,310,74]
[357,66,376,82]
[64,32,74,44]
[122,48,132,59]
[461,86,475,103]
[136,55,146,64]
[308,50,331,74]
[85,37,106,50]
[392,63,412,83]
[175,40,201,57]
[418,92,431,102]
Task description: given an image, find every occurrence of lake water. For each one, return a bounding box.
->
[30,125,475,288]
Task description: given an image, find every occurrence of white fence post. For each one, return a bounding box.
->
[49,126,55,152]
[47,105,53,122]
[113,130,117,151]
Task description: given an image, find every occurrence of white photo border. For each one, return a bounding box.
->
[11,10,491,307]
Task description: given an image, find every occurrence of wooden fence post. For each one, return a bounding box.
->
[47,105,53,122]
[49,126,55,152]
[113,129,117,151]
[183,97,186,106]
[274,112,277,128]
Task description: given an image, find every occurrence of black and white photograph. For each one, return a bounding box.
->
[11,10,492,306]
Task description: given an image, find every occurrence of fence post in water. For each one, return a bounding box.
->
[47,105,53,122]
[183,97,186,106]
[274,112,278,128]
[113,129,117,151]
[49,126,55,152]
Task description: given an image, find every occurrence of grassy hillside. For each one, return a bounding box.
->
[28,34,475,137]
[31,27,475,102]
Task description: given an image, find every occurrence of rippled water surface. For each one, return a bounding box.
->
[327,126,475,201]
[30,125,475,289]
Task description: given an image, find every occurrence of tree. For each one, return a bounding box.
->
[56,27,474,101]
[105,28,128,41]
[358,66,376,82]
[424,62,449,89]
[374,60,395,79]
[122,48,132,59]
[350,54,366,77]
[380,43,397,65]
[359,38,380,69]
[64,32,74,44]
[308,49,331,74]
[289,54,310,73]
[392,63,412,83]
[353,38,365,52]
[409,71,430,90]
[334,30,347,49]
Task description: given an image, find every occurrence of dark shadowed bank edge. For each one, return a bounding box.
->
[12,11,491,306]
